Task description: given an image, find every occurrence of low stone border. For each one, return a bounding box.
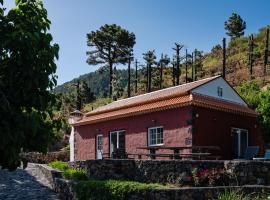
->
[51,178,270,200]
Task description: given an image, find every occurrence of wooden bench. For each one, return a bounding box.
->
[145,153,176,159]
[180,153,211,160]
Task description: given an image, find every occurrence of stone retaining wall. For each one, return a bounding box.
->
[69,160,270,186]
[32,161,270,200]
[52,178,270,200]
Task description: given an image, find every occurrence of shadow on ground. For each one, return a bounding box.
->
[0,165,59,200]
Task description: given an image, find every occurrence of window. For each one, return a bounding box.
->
[217,87,223,97]
[148,127,163,146]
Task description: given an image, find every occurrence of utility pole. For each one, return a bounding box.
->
[248,34,254,79]
[135,59,138,94]
[222,38,226,79]
[173,43,184,85]
[127,56,131,97]
[185,49,188,83]
[264,28,269,77]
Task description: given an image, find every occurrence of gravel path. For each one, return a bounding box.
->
[0,164,59,200]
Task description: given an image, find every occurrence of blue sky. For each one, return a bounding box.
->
[4,0,270,85]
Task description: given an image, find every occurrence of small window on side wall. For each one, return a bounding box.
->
[148,126,163,146]
[217,86,223,97]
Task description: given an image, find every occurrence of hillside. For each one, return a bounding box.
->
[55,25,270,112]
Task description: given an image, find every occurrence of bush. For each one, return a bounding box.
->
[217,190,269,200]
[48,161,69,171]
[74,179,168,200]
[63,169,87,180]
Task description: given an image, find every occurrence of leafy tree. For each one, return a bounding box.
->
[0,0,60,169]
[257,87,270,144]
[143,50,156,92]
[81,81,95,105]
[225,13,246,39]
[236,80,260,109]
[86,24,136,98]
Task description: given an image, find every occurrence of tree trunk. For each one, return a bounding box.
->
[147,64,152,92]
[248,34,254,79]
[135,59,138,94]
[109,61,113,98]
[128,57,131,97]
[185,49,188,83]
[191,52,194,81]
[159,62,163,89]
[172,62,175,86]
[264,28,269,77]
[222,38,226,79]
[176,48,180,85]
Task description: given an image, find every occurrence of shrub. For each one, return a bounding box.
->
[74,179,168,200]
[217,190,269,200]
[48,161,69,171]
[63,169,87,180]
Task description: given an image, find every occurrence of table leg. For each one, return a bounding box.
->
[174,149,181,159]
[150,149,156,160]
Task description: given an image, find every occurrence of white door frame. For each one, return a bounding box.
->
[232,127,248,158]
[96,134,103,159]
[109,130,125,157]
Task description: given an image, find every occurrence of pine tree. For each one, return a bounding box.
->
[86,24,136,98]
[143,50,156,92]
[225,13,246,40]
[159,54,170,89]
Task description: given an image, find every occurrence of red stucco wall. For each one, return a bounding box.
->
[193,106,264,159]
[74,107,193,160]
[74,105,263,161]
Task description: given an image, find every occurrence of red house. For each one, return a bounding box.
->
[70,75,263,160]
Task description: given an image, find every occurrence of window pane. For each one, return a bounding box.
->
[149,127,163,145]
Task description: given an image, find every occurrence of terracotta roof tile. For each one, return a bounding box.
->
[85,75,220,117]
[74,93,257,126]
[75,95,191,126]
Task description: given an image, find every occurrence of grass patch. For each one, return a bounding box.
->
[48,161,87,181]
[74,179,169,200]
[48,161,69,171]
[63,169,87,180]
[217,190,270,200]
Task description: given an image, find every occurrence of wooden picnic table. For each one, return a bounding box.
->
[137,145,220,160]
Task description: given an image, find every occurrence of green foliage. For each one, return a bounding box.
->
[237,81,270,143]
[48,160,87,180]
[257,87,270,143]
[217,190,269,200]
[225,13,246,39]
[63,169,87,180]
[74,179,167,200]
[236,80,261,109]
[0,0,59,170]
[48,161,69,171]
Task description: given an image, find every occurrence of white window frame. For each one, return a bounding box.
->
[231,127,249,158]
[148,126,164,146]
